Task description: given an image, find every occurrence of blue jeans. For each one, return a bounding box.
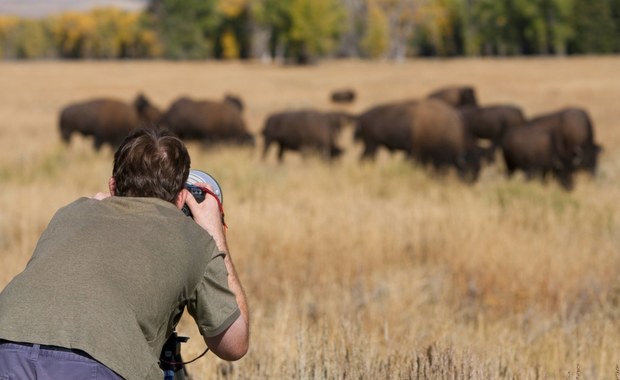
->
[0,341,123,379]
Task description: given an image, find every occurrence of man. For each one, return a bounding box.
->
[0,128,249,379]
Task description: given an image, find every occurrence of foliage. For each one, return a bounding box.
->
[569,0,617,53]
[214,0,251,59]
[0,9,160,59]
[0,16,19,58]
[288,0,345,60]
[14,19,50,59]
[362,2,390,58]
[1,0,619,60]
[252,0,344,62]
[414,0,463,56]
[146,0,221,59]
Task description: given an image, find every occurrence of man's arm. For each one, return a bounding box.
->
[183,186,250,360]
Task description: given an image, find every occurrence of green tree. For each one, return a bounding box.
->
[569,0,616,53]
[541,0,575,55]
[147,0,221,59]
[414,0,464,56]
[288,0,345,62]
[213,0,252,59]
[253,0,344,63]
[253,0,294,59]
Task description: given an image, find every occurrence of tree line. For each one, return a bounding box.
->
[1,0,619,61]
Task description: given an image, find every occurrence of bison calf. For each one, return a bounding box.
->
[330,89,356,104]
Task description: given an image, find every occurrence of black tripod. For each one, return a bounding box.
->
[160,330,210,380]
[160,331,190,380]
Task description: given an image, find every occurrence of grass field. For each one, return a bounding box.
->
[0,57,619,379]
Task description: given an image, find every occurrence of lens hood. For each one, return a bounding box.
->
[186,169,223,205]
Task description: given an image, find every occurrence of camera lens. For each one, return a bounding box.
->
[186,169,223,205]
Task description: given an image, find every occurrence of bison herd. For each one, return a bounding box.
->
[59,93,255,152]
[58,85,602,191]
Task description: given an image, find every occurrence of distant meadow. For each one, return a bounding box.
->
[1,57,619,378]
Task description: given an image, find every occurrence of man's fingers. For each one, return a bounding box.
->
[183,188,197,207]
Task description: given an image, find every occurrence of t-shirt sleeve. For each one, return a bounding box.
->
[187,249,240,338]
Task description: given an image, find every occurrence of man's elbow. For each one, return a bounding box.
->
[219,339,249,361]
[205,317,249,361]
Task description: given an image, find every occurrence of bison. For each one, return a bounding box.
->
[501,121,574,190]
[261,109,349,162]
[159,96,254,147]
[528,107,601,175]
[58,93,161,150]
[330,89,356,104]
[353,100,418,161]
[409,99,482,183]
[458,104,526,162]
[427,86,478,108]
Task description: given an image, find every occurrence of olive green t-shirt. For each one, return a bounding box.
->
[0,197,240,379]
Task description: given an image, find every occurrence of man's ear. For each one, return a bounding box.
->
[108,177,116,196]
[175,189,188,210]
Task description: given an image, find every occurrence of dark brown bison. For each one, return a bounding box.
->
[501,121,574,190]
[409,99,481,183]
[353,100,418,160]
[224,93,244,112]
[330,89,356,104]
[427,86,478,107]
[59,93,161,150]
[159,96,254,147]
[458,104,526,162]
[528,107,601,175]
[262,109,348,162]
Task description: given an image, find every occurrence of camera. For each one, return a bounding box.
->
[181,169,223,218]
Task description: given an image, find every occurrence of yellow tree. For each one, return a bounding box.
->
[216,0,247,58]
[288,0,345,62]
[14,19,50,58]
[362,2,390,58]
[0,16,19,58]
[50,12,96,58]
[415,0,459,56]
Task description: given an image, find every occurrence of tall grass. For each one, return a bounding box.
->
[0,58,619,379]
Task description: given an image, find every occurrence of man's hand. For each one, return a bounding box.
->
[183,183,250,359]
[183,183,227,251]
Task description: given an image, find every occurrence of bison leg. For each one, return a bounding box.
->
[502,154,517,178]
[329,145,344,160]
[277,145,286,163]
[262,139,272,160]
[556,170,574,191]
[93,137,104,151]
[360,142,378,161]
[60,129,72,144]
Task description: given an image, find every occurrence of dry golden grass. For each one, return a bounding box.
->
[1,57,619,379]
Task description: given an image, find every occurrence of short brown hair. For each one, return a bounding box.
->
[112,128,190,203]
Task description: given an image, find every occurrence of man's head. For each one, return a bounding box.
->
[111,128,190,204]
